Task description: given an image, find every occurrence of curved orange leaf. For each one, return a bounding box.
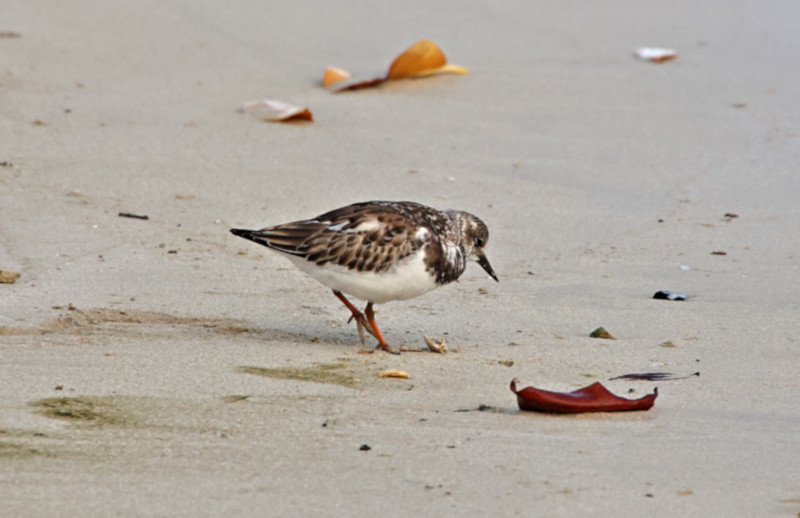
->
[387,40,446,79]
[387,40,468,80]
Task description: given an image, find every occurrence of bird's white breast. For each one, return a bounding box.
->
[285,250,438,304]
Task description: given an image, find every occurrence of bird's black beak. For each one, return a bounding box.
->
[478,253,499,282]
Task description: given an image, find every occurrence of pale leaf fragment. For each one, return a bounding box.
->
[424,336,448,354]
[633,47,678,63]
[242,99,313,122]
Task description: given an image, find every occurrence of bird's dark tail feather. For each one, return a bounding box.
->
[230,227,306,257]
[230,228,256,241]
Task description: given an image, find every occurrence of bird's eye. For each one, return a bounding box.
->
[475,238,485,247]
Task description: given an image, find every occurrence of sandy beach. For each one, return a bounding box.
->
[2,1,799,516]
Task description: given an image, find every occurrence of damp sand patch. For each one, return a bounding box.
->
[0,429,59,460]
[0,307,325,345]
[238,363,361,389]
[0,308,238,336]
[0,441,52,460]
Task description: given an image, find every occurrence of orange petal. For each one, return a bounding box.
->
[242,99,313,122]
[387,40,468,80]
[323,66,352,88]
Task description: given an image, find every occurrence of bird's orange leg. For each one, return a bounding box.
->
[365,302,398,354]
[332,291,398,354]
[332,290,375,344]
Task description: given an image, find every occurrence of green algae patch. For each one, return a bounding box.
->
[29,397,127,426]
[238,363,360,389]
[29,396,240,436]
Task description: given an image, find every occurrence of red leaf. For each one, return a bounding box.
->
[510,379,657,414]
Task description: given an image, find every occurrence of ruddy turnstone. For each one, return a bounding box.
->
[230,201,497,353]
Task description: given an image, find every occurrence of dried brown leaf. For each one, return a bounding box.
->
[325,74,386,93]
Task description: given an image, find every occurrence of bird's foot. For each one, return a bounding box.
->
[378,343,401,355]
[347,311,375,345]
[365,303,399,354]
[333,291,398,354]
[333,290,377,345]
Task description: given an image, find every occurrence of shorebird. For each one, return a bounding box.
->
[231,201,497,353]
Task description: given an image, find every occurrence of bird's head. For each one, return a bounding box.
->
[456,212,498,282]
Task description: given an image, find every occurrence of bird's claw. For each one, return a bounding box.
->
[355,318,367,345]
[346,311,375,344]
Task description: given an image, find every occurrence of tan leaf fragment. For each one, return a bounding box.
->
[0,270,21,284]
[378,369,410,379]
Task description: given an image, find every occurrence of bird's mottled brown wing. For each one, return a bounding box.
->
[243,201,440,273]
